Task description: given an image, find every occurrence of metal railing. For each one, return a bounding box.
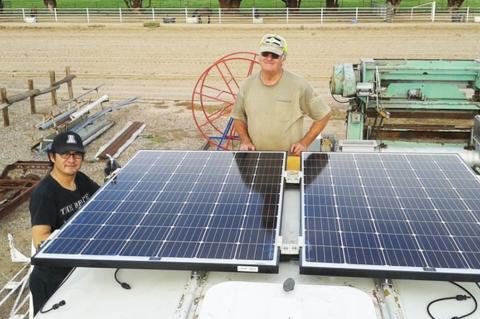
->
[0,5,479,24]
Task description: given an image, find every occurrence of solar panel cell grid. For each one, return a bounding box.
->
[33,151,285,272]
[302,152,480,280]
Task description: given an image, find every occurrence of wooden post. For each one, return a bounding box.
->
[65,66,74,99]
[1,88,9,127]
[49,71,57,106]
[28,79,36,114]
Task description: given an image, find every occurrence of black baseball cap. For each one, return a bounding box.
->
[49,131,85,154]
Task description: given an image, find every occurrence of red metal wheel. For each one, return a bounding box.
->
[192,52,259,150]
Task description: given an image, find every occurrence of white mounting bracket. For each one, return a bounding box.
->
[284,170,302,184]
[8,234,29,263]
[277,235,302,255]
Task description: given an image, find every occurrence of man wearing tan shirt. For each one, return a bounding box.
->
[231,34,331,155]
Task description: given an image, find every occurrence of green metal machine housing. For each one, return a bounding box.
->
[330,59,480,150]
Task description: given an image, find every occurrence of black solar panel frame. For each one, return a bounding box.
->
[300,152,480,281]
[32,150,286,273]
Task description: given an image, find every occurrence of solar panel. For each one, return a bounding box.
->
[301,152,480,281]
[32,150,285,273]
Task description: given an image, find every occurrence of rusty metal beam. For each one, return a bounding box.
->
[95,121,145,160]
[0,161,50,218]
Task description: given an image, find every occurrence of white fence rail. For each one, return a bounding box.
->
[0,5,479,24]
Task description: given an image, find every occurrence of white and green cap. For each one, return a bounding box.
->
[259,34,288,56]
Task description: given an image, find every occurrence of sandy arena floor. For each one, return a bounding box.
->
[0,22,479,315]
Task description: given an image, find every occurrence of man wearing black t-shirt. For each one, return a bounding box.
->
[29,131,99,315]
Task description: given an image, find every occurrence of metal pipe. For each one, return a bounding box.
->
[37,108,77,130]
[70,94,109,120]
[74,97,137,131]
[79,120,115,146]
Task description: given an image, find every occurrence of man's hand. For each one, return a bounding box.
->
[290,142,307,156]
[289,113,331,156]
[240,142,256,151]
[234,119,256,151]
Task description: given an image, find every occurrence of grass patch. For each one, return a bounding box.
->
[169,129,191,141]
[143,133,169,144]
[143,21,160,27]
[87,24,106,28]
[175,101,193,108]
[143,129,191,145]
[153,102,169,108]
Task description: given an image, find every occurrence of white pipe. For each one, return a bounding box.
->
[71,94,109,120]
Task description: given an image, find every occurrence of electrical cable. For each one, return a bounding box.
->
[40,300,66,313]
[426,281,477,319]
[114,268,131,290]
[39,268,75,314]
[449,281,477,319]
[330,92,350,104]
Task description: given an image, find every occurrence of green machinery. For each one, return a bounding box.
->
[330,59,480,150]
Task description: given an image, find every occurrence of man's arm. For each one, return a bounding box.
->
[32,225,52,250]
[290,112,331,156]
[233,119,256,151]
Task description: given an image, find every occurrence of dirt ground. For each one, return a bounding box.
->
[0,22,479,314]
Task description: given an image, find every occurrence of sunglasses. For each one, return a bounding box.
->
[261,52,281,59]
[58,152,83,160]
